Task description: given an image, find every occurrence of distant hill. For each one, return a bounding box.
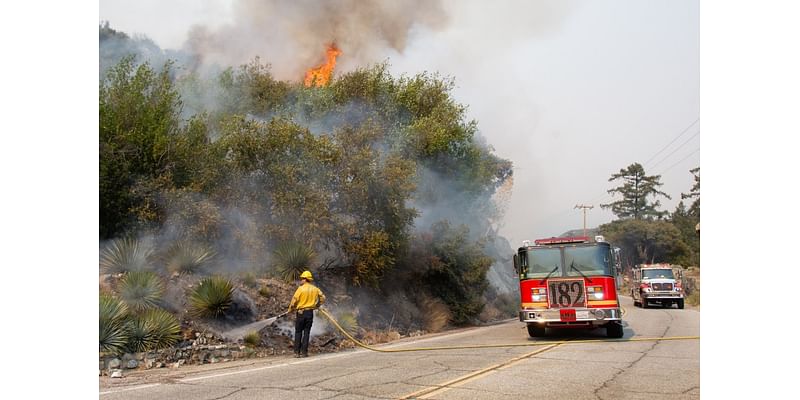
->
[558,228,599,238]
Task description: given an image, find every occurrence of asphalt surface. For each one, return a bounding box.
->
[99,296,699,399]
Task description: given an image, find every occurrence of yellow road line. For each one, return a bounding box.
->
[400,343,562,399]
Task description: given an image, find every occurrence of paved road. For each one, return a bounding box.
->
[100,296,699,399]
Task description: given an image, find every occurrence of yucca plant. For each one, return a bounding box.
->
[99,293,129,354]
[100,237,153,274]
[125,314,157,352]
[243,331,261,347]
[119,270,164,313]
[273,241,316,282]
[334,311,360,337]
[188,276,235,318]
[164,241,216,275]
[141,308,182,350]
[124,308,182,352]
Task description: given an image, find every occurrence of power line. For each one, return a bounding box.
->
[531,118,700,233]
[649,130,700,170]
[643,118,699,167]
[655,147,700,176]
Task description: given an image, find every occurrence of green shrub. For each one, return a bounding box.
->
[189,276,235,318]
[119,270,164,313]
[243,331,261,347]
[273,242,315,282]
[258,286,270,297]
[100,237,153,273]
[165,241,216,275]
[99,293,129,354]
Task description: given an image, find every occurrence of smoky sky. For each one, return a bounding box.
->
[99,0,700,247]
[183,0,448,80]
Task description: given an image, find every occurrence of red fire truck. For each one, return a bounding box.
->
[513,236,624,338]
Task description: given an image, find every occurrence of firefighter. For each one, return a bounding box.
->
[287,270,326,358]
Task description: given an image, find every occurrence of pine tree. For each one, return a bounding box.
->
[601,163,670,220]
[681,167,700,217]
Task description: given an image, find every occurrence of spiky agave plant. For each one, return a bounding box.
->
[165,241,216,275]
[141,308,182,350]
[188,276,234,319]
[119,270,164,313]
[334,311,360,337]
[125,314,157,352]
[100,237,153,274]
[99,293,129,354]
[273,241,316,282]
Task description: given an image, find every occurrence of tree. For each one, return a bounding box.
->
[601,163,670,220]
[599,219,691,268]
[681,167,700,217]
[671,167,700,266]
[670,201,700,266]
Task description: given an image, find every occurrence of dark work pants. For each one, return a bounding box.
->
[294,310,313,355]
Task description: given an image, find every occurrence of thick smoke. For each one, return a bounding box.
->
[184,0,448,80]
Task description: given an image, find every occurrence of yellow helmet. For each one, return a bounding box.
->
[300,270,313,281]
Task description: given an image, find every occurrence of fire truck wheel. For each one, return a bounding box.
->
[677,299,685,309]
[527,324,546,338]
[606,322,624,338]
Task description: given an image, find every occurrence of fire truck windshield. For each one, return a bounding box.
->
[524,248,561,278]
[564,246,612,277]
[642,269,674,280]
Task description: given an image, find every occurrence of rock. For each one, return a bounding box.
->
[108,358,121,369]
[110,369,124,378]
[126,359,139,369]
[145,359,156,369]
[156,362,164,368]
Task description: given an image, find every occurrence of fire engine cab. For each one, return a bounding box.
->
[513,236,624,338]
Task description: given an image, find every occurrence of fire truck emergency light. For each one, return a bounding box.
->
[534,237,589,245]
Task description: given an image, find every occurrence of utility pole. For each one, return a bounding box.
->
[574,204,594,237]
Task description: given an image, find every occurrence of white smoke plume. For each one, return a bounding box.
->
[184,0,448,80]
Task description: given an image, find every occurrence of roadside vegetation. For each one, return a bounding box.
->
[99,22,515,355]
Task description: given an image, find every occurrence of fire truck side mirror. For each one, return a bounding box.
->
[513,254,519,274]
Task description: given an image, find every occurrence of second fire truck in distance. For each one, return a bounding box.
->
[513,236,624,338]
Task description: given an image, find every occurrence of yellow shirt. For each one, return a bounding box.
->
[288,282,326,312]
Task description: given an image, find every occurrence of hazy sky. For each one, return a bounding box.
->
[99,0,699,247]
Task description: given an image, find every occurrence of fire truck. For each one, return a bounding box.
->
[630,264,685,309]
[513,236,624,338]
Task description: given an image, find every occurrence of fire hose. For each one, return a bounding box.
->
[318,308,699,353]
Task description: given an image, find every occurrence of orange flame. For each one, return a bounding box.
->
[304,43,341,87]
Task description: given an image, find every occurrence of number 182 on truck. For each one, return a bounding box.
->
[513,236,624,338]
